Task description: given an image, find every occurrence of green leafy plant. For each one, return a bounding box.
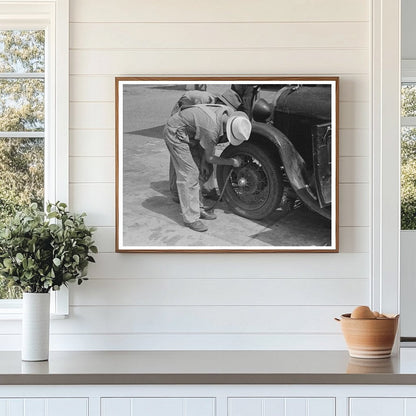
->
[401,127,416,230]
[0,202,97,293]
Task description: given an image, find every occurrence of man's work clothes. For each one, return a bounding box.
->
[169,91,216,198]
[170,90,216,115]
[164,104,233,224]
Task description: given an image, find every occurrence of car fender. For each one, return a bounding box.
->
[251,121,331,220]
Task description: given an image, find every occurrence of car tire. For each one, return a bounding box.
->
[217,141,284,220]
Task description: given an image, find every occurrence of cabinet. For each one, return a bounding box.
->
[101,398,215,416]
[0,398,88,416]
[1,385,416,416]
[228,398,335,416]
[349,398,416,416]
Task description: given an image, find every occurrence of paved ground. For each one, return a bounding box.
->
[121,84,331,248]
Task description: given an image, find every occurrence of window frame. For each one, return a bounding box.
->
[0,0,69,316]
[401,61,416,233]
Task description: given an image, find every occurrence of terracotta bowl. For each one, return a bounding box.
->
[338,313,399,359]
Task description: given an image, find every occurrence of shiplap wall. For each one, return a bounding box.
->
[56,0,371,350]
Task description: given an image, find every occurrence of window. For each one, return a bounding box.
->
[0,29,45,300]
[401,78,416,229]
[0,0,69,314]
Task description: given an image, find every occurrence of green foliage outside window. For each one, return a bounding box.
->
[401,130,416,229]
[401,84,416,230]
[402,84,416,118]
[0,30,45,299]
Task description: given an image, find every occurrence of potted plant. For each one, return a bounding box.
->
[0,202,97,361]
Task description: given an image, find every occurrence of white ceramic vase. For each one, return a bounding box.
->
[22,292,50,361]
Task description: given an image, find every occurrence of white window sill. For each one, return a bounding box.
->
[0,312,68,320]
[0,287,69,319]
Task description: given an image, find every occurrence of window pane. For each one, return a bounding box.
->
[402,83,416,117]
[0,78,44,132]
[0,29,45,301]
[0,283,22,300]
[0,30,45,73]
[0,137,44,218]
[401,127,416,230]
[0,137,44,300]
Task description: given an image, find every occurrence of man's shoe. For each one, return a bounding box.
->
[184,220,208,232]
[200,210,217,220]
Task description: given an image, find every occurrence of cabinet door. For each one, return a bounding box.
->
[101,398,215,416]
[350,398,416,416]
[228,398,335,416]
[0,398,88,416]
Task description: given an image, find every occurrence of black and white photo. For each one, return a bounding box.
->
[116,78,339,252]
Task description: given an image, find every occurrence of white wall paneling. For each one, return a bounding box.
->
[0,305,363,335]
[69,278,368,306]
[0,332,348,351]
[84,252,370,279]
[69,130,114,157]
[69,183,114,226]
[70,49,368,76]
[339,157,369,184]
[70,22,368,50]
[339,129,369,158]
[69,0,369,23]
[339,184,370,227]
[52,0,390,350]
[69,157,115,183]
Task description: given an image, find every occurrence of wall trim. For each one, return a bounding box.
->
[371,0,401,315]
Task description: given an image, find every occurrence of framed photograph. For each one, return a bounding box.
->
[115,77,339,252]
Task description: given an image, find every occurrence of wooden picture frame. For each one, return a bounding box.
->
[115,77,339,252]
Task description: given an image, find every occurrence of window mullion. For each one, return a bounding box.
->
[0,72,44,79]
[0,132,44,138]
[402,117,416,127]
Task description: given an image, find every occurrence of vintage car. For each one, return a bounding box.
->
[217,84,334,220]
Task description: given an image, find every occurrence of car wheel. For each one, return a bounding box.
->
[217,141,284,220]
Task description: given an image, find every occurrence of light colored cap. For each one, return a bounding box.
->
[226,111,252,146]
[218,89,242,110]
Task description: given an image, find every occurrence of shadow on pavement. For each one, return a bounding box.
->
[150,180,171,198]
[141,195,183,226]
[250,206,331,246]
[126,124,165,139]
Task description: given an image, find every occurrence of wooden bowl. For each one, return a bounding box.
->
[338,313,399,359]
